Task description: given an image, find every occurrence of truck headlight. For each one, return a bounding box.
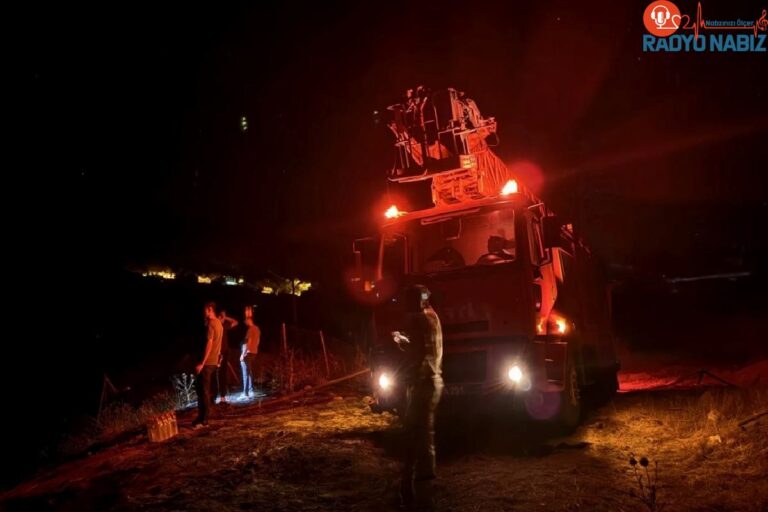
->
[507,365,523,383]
[378,373,392,391]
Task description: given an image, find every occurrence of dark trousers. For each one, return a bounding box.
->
[401,377,443,505]
[241,353,257,394]
[195,365,217,423]
[217,352,230,399]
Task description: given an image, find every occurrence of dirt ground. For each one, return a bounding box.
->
[2,364,768,512]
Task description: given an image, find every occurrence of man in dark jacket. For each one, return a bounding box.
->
[216,309,239,404]
[396,284,444,509]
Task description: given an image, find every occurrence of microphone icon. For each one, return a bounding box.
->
[651,5,671,29]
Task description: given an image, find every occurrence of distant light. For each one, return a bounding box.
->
[385,204,404,219]
[224,277,238,286]
[143,269,175,280]
[237,277,245,284]
[292,279,312,297]
[240,116,248,132]
[257,277,312,296]
[501,179,519,196]
[197,275,212,284]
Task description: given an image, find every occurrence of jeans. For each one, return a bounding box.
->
[241,353,257,395]
[195,365,217,424]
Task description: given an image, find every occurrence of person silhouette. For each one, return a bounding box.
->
[477,235,515,265]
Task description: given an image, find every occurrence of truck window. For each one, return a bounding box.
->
[553,248,574,283]
[412,209,516,273]
[528,217,545,265]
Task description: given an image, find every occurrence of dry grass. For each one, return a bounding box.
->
[6,385,768,512]
[576,387,768,511]
[264,349,363,394]
[99,392,178,437]
[60,391,177,458]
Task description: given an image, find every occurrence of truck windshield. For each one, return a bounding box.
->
[382,208,516,275]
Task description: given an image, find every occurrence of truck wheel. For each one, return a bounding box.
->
[522,350,581,429]
[370,392,404,416]
[558,353,582,430]
[369,402,389,414]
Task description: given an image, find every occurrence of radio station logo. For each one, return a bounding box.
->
[644,1,682,37]
[642,1,767,52]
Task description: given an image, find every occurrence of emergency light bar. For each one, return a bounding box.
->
[501,179,519,196]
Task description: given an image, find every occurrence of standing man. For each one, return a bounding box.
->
[193,302,223,428]
[396,284,444,509]
[240,313,261,398]
[216,309,239,404]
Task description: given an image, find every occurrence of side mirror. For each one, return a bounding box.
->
[542,216,563,249]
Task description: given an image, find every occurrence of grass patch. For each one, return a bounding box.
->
[60,391,177,457]
[581,387,768,511]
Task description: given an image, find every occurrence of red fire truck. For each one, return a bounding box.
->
[352,87,618,426]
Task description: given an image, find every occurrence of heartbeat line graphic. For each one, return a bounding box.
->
[680,2,768,38]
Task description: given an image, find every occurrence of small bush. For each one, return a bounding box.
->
[628,454,665,512]
[171,373,197,409]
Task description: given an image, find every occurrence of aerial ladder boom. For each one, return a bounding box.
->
[386,86,539,207]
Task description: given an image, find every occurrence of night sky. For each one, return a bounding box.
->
[28,0,768,280]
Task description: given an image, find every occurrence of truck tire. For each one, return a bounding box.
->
[523,348,581,429]
[370,402,393,414]
[558,352,582,430]
[370,391,404,416]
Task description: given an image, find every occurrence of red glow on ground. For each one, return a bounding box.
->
[618,359,768,392]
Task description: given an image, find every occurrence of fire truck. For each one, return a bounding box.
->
[352,87,618,426]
